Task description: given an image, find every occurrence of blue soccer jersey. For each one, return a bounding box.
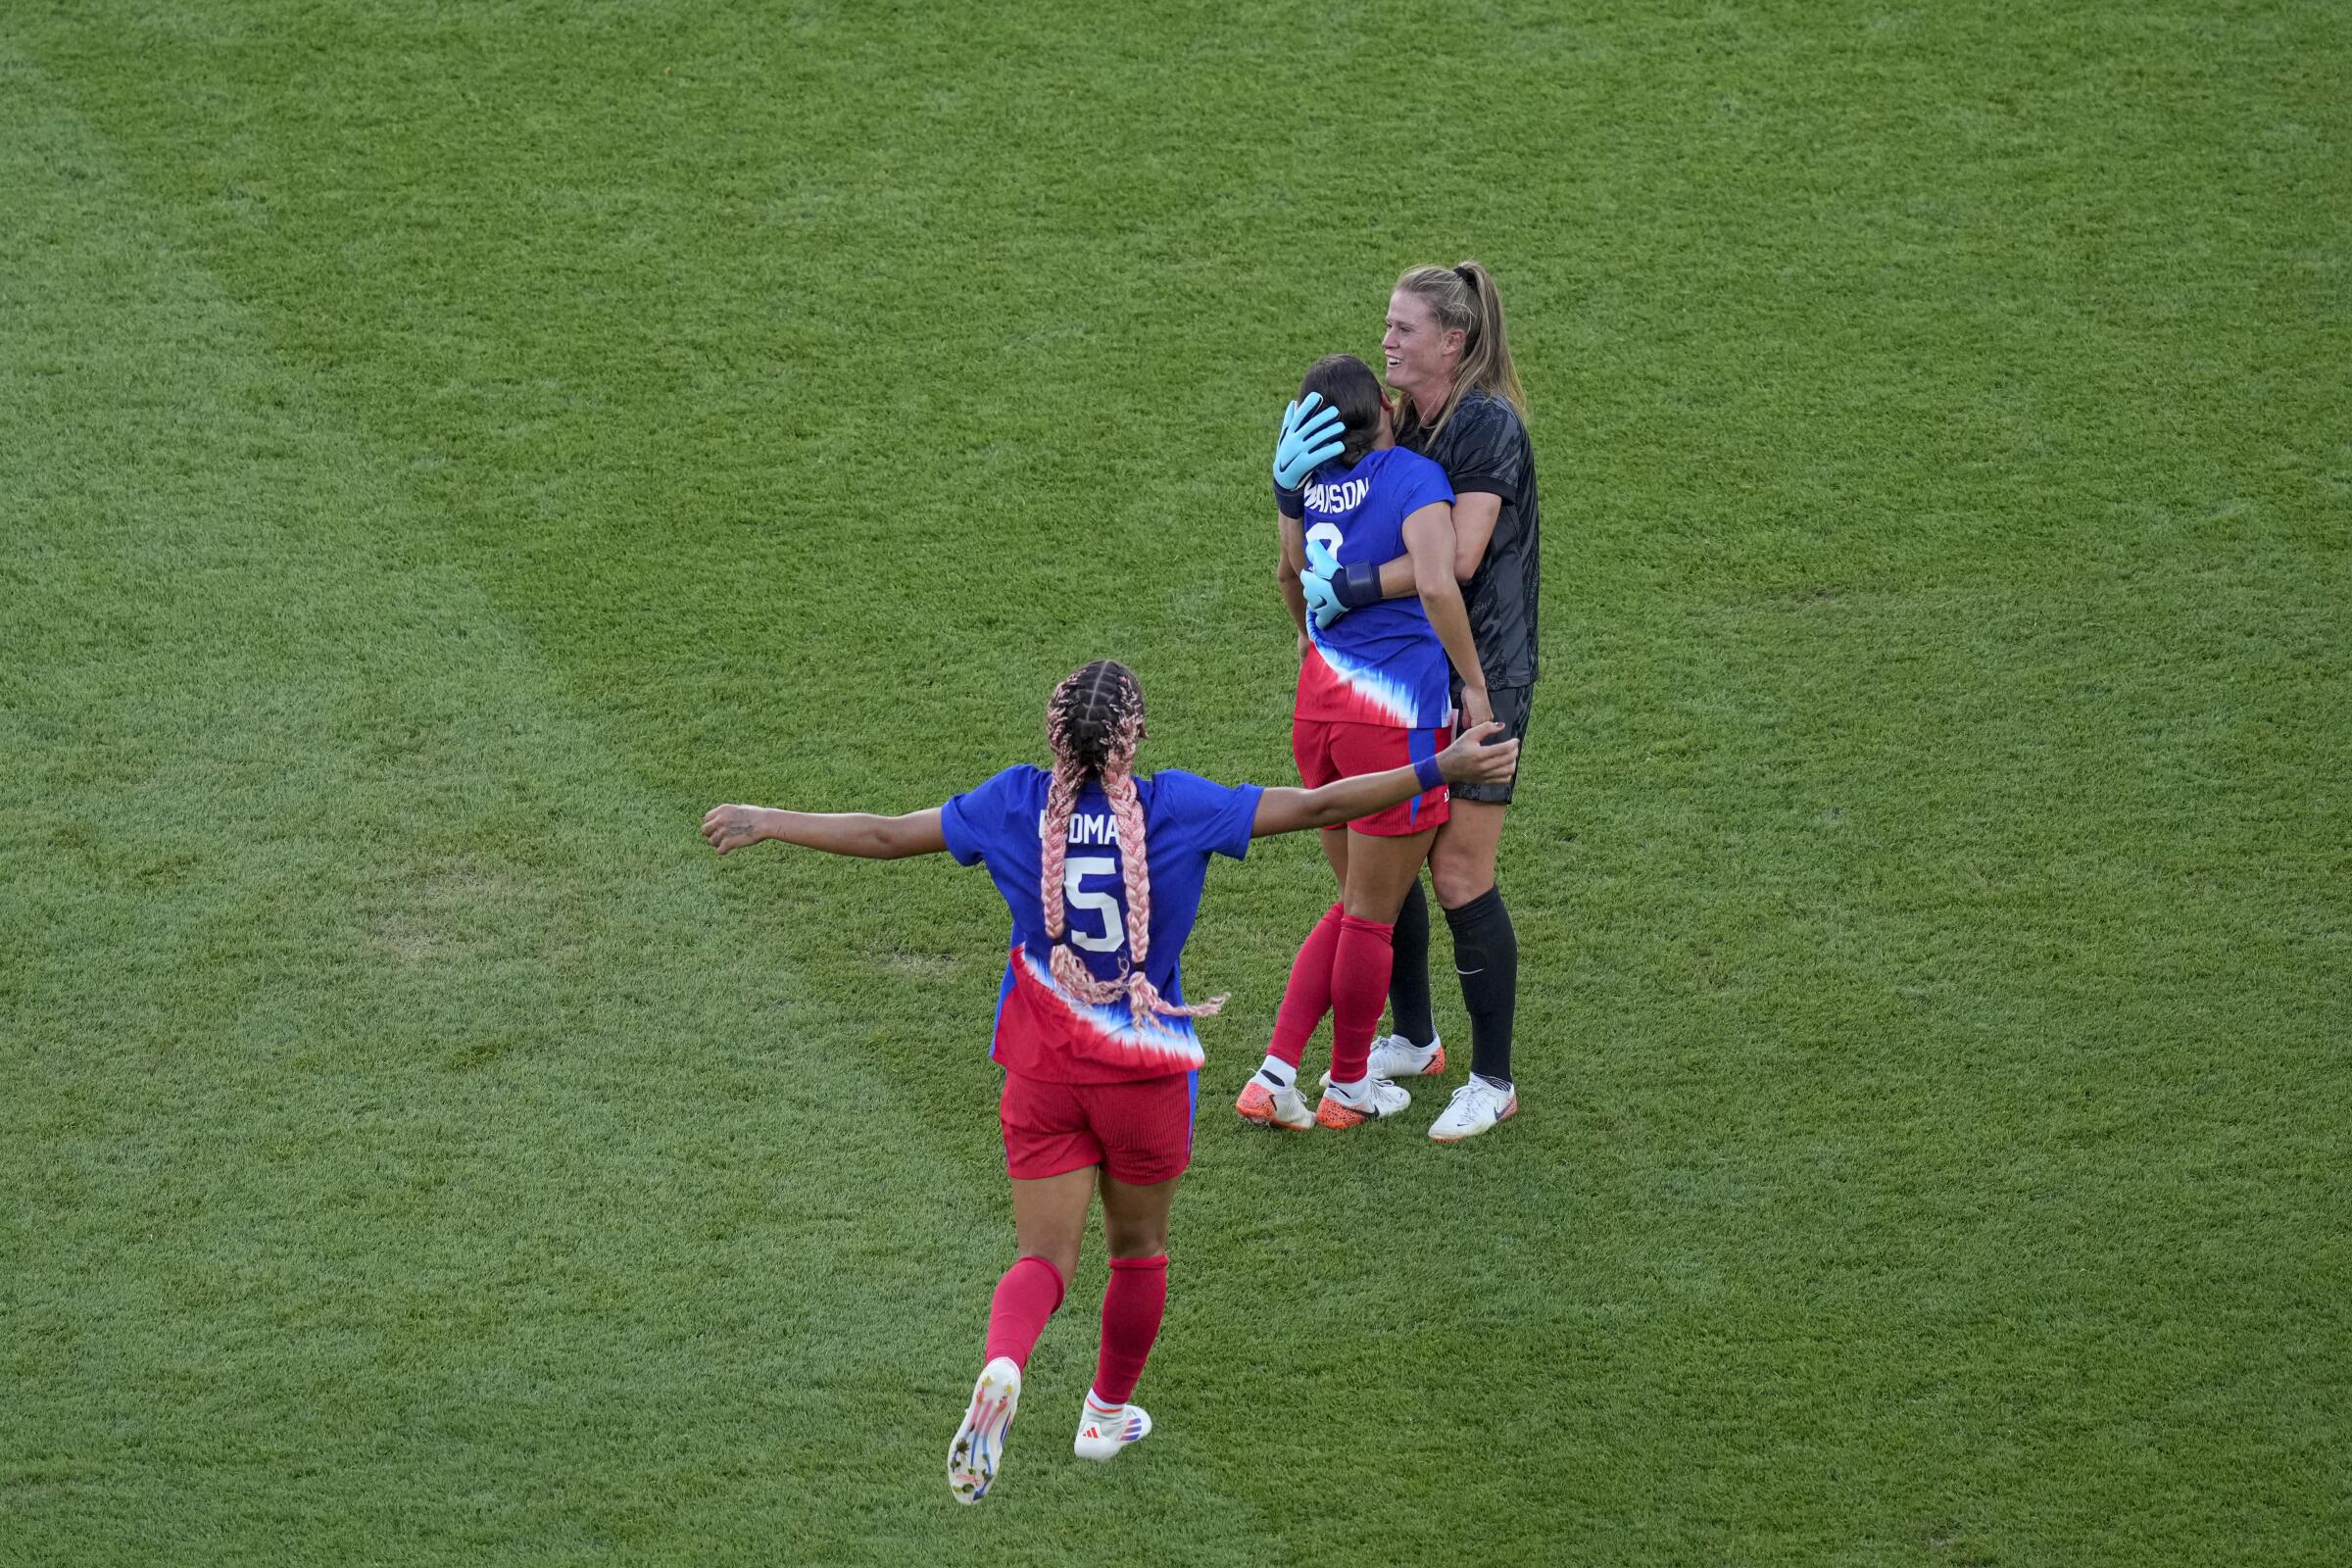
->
[1296,446,1456,728]
[939,765,1262,1083]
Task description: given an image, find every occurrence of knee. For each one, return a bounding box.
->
[1021,1243,1082,1284]
[1432,861,1494,910]
[1103,1218,1169,1259]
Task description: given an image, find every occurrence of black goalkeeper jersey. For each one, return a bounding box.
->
[1398,387,1541,688]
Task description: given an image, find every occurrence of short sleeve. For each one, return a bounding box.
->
[940,765,1036,867]
[1441,398,1526,505]
[1149,769,1263,861]
[1397,452,1455,517]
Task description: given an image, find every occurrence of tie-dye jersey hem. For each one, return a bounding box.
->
[1297,638,1449,728]
[991,944,1207,1078]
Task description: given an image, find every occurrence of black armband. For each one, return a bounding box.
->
[1338,559,1384,608]
[1274,480,1305,519]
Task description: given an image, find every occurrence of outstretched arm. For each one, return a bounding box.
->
[1250,723,1518,837]
[703,805,949,859]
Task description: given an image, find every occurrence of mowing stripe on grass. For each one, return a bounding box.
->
[0,46,1139,1566]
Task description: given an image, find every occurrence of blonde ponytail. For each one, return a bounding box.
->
[1393,258,1527,441]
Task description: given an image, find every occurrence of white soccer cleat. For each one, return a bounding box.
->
[1314,1075,1411,1129]
[1371,1033,1446,1079]
[1321,1034,1445,1088]
[1429,1077,1518,1143]
[947,1356,1022,1504]
[1072,1392,1153,1462]
[1235,1075,1314,1131]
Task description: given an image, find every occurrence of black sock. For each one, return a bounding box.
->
[1443,887,1518,1085]
[1386,877,1436,1049]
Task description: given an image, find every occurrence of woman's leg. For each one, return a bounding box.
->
[1429,800,1517,1087]
[1100,1170,1178,1258]
[1328,825,1438,1087]
[992,1070,1103,1351]
[952,1161,1097,1503]
[1385,877,1439,1050]
[1427,797,1504,907]
[1362,723,1446,1063]
[1318,823,1350,884]
[1092,1172,1179,1406]
[1004,1167,1097,1310]
[1262,899,1347,1073]
[1260,825,1354,1070]
[1255,727,1356,1080]
[1076,1076,1190,1458]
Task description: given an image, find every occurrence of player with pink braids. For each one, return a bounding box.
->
[1035,685,1218,1032]
[702,659,1516,1503]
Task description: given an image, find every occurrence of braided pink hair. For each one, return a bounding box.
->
[1039,661,1227,1033]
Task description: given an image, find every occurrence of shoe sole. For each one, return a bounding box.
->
[1235,1085,1313,1132]
[948,1359,1021,1504]
[1074,1402,1153,1462]
[1314,1095,1407,1129]
[1430,1098,1519,1144]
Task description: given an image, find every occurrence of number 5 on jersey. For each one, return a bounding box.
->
[1063,856,1125,954]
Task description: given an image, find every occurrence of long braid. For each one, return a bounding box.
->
[1103,744,1227,1028]
[1036,661,1222,1032]
[1037,759,1094,981]
[1041,674,1126,1007]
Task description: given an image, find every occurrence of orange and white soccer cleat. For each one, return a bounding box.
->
[1322,1034,1446,1088]
[1235,1076,1314,1131]
[1313,1076,1412,1128]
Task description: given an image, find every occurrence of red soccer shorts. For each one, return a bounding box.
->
[1292,716,1451,837]
[999,1070,1198,1185]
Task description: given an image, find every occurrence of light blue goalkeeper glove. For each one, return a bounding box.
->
[1274,393,1347,490]
[1301,539,1348,629]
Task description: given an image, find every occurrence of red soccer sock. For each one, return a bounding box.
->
[1092,1255,1169,1404]
[983,1254,1066,1369]
[1267,903,1347,1067]
[1327,915,1396,1086]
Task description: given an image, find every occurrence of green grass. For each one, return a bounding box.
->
[3,2,2346,1563]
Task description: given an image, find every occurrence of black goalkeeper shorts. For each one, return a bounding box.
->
[1448,683,1532,806]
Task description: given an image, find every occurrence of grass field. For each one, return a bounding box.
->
[3,2,2347,1563]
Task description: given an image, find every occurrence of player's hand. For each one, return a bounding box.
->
[1436,722,1518,786]
[701,804,773,855]
[1296,628,1311,662]
[1301,539,1348,629]
[1459,685,1495,731]
[1274,393,1346,490]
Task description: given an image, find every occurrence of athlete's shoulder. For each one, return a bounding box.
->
[1142,767,1225,810]
[1373,446,1453,517]
[1449,386,1529,443]
[955,762,1047,818]
[976,761,1048,794]
[1378,445,1451,487]
[1144,768,1260,859]
[943,763,1046,865]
